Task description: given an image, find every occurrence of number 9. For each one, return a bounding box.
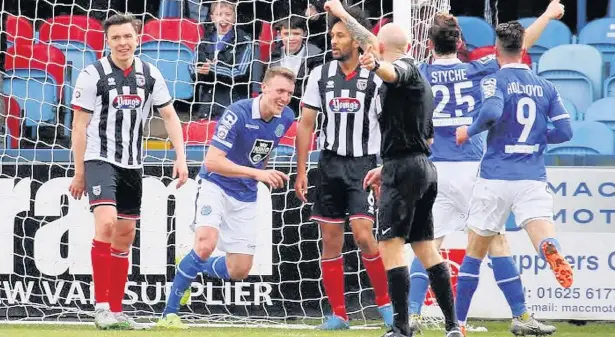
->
[516,97,536,143]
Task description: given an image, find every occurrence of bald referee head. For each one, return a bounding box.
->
[376,23,410,61]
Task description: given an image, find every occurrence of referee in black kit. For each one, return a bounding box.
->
[324,1,462,336]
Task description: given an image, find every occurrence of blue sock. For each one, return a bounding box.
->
[491,256,527,317]
[202,256,231,280]
[163,250,204,317]
[538,237,562,261]
[408,257,430,315]
[455,256,482,324]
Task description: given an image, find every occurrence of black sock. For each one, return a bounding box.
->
[387,266,410,334]
[427,262,458,331]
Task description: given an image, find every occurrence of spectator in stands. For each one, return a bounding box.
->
[305,0,329,54]
[270,16,322,116]
[190,0,254,120]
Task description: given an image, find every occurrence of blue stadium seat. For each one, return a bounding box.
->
[561,97,580,120]
[159,0,182,18]
[547,121,614,154]
[518,17,572,65]
[605,75,615,97]
[457,16,495,50]
[46,42,98,104]
[578,18,615,76]
[584,98,615,131]
[3,69,59,131]
[538,44,603,114]
[138,41,196,100]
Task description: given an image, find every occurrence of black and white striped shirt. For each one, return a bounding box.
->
[301,61,382,157]
[71,56,172,169]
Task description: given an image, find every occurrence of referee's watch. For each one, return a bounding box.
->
[372,59,381,71]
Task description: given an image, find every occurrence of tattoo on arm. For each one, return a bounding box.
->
[342,15,378,52]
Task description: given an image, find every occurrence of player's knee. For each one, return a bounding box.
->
[193,238,216,260]
[94,211,115,240]
[227,263,251,280]
[320,229,343,252]
[488,235,511,257]
[353,230,377,252]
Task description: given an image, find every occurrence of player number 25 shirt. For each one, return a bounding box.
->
[199,97,295,202]
[418,55,500,162]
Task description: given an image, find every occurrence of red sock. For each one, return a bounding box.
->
[91,240,111,305]
[362,252,391,307]
[321,256,347,321]
[109,247,130,313]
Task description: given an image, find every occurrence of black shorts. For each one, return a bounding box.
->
[377,154,437,243]
[311,151,377,224]
[84,160,143,219]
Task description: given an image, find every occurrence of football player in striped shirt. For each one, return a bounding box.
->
[69,13,188,330]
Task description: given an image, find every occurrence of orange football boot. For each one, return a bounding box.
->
[541,241,573,288]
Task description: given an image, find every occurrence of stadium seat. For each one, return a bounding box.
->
[6,15,34,48]
[561,97,580,120]
[538,44,603,114]
[159,0,182,18]
[456,16,495,50]
[518,17,572,64]
[606,75,615,97]
[547,121,615,155]
[182,119,217,148]
[2,95,22,149]
[3,44,65,135]
[140,18,203,100]
[39,16,105,134]
[468,45,532,67]
[578,18,615,76]
[584,98,615,131]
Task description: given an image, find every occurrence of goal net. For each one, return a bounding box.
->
[0,0,450,328]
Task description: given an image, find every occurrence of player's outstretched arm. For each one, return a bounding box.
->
[546,89,573,144]
[204,147,288,189]
[159,105,188,188]
[522,0,565,50]
[324,0,380,56]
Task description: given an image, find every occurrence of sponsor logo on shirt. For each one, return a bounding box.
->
[112,95,143,109]
[328,97,361,113]
[249,139,274,165]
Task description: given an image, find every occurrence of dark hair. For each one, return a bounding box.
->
[428,13,460,55]
[495,21,525,55]
[103,13,141,35]
[328,5,372,32]
[275,15,307,32]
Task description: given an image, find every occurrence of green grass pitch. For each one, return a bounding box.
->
[0,321,613,337]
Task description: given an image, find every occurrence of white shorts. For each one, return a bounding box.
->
[433,161,480,239]
[192,179,258,255]
[466,177,554,236]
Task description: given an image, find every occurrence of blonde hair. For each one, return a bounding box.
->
[211,0,237,15]
[263,67,297,84]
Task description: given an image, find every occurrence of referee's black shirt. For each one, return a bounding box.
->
[376,57,434,160]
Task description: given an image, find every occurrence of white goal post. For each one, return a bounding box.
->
[0,0,450,328]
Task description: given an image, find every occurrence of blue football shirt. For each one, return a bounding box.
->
[198,97,295,202]
[419,55,500,161]
[478,64,570,181]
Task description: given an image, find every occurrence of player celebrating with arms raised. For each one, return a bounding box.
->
[407,2,565,335]
[157,67,296,329]
[455,21,573,336]
[69,13,188,330]
[294,5,393,330]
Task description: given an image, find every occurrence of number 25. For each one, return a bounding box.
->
[432,81,475,118]
[516,97,536,143]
